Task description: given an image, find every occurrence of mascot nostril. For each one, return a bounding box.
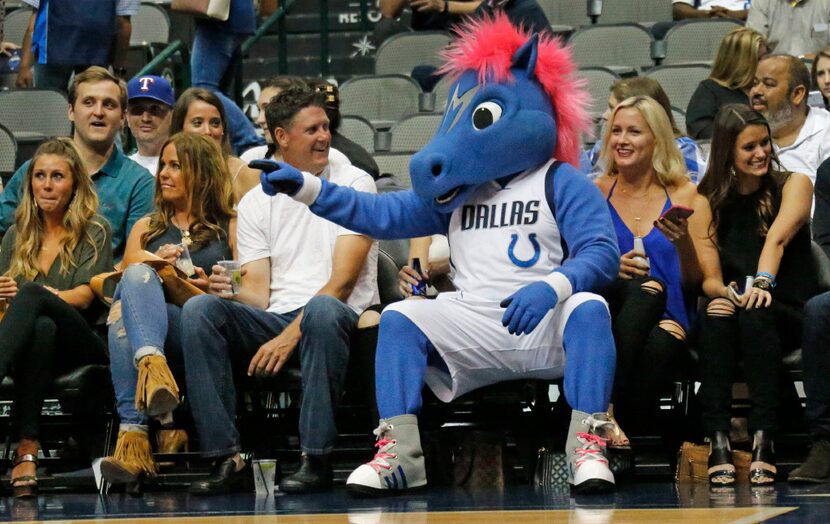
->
[257,12,621,497]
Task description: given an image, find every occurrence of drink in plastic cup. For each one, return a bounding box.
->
[218,260,241,295]
[175,243,195,277]
[253,459,278,495]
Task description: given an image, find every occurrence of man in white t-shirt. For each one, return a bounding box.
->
[750,54,830,185]
[126,74,174,175]
[179,87,378,496]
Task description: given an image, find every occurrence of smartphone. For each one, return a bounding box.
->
[660,205,694,223]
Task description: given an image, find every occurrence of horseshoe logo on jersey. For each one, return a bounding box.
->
[507,233,541,268]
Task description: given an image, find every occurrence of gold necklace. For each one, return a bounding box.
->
[172,215,192,247]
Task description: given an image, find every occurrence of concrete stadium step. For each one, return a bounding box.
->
[246,32,377,61]
[242,54,374,81]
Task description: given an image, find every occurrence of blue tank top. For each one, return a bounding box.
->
[607,180,689,330]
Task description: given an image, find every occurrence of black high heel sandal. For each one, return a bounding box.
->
[708,431,735,486]
[750,430,776,485]
[10,453,39,499]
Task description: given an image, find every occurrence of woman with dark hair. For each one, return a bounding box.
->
[686,27,767,140]
[594,95,717,450]
[697,104,816,486]
[0,138,113,498]
[812,47,830,109]
[171,87,260,202]
[99,133,236,488]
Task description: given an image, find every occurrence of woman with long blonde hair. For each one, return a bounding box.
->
[100,132,236,489]
[686,27,768,139]
[0,138,113,498]
[595,96,718,452]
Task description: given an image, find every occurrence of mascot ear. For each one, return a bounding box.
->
[511,33,539,80]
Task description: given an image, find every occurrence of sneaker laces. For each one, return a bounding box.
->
[366,422,397,473]
[575,432,609,467]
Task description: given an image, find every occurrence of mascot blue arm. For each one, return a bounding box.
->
[549,162,620,294]
[255,161,450,239]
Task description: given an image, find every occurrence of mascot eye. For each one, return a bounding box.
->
[472,102,503,130]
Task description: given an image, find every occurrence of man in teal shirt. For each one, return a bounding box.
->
[0,66,153,262]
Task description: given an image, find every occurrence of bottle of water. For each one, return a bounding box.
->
[411,257,427,297]
[7,49,20,73]
[633,236,650,274]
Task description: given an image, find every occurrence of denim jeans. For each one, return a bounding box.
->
[107,264,185,427]
[180,294,356,457]
[191,24,263,154]
[34,64,83,92]
[803,291,830,442]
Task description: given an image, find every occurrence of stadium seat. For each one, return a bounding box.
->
[536,0,590,33]
[339,115,376,154]
[595,0,673,25]
[656,19,742,65]
[568,24,655,74]
[339,74,422,130]
[578,67,621,119]
[0,89,72,139]
[645,64,711,117]
[0,124,17,188]
[374,152,413,187]
[671,106,687,137]
[3,6,33,46]
[374,31,452,77]
[131,2,170,47]
[389,113,443,152]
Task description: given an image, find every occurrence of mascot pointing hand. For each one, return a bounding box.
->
[253,14,621,496]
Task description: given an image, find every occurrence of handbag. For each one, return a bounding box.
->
[91,251,204,308]
[171,0,231,21]
[451,430,505,489]
[675,441,752,483]
[533,447,569,487]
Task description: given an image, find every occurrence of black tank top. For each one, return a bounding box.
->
[145,220,233,272]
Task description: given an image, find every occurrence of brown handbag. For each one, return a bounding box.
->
[170,0,230,21]
[91,251,204,308]
[676,441,752,483]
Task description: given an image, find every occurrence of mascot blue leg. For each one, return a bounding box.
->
[375,311,432,419]
[562,297,617,494]
[347,311,430,496]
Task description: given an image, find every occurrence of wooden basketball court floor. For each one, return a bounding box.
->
[0,482,828,523]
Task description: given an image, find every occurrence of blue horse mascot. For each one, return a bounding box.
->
[253,14,621,495]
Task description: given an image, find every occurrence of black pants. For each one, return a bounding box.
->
[0,283,108,439]
[698,299,801,435]
[802,291,830,442]
[603,277,688,426]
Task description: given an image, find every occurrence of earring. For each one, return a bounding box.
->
[729,166,736,178]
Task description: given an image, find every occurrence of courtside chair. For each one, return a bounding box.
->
[339,115,376,154]
[374,152,414,188]
[594,0,673,25]
[655,18,742,65]
[374,31,452,76]
[339,74,422,130]
[568,24,655,74]
[578,67,621,119]
[0,124,17,188]
[645,63,711,115]
[389,113,443,153]
[3,7,33,46]
[536,0,591,33]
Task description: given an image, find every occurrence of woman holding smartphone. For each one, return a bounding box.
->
[697,104,816,486]
[100,133,236,488]
[595,96,717,450]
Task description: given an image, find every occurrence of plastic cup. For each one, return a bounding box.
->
[218,260,241,295]
[175,243,195,277]
[253,459,277,495]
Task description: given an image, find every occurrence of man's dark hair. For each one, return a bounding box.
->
[307,79,341,131]
[264,87,327,142]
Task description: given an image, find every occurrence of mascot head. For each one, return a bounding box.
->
[409,14,590,212]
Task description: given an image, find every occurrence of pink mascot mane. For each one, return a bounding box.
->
[437,13,591,167]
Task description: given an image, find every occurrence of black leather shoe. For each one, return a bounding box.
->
[189,457,254,495]
[750,430,776,485]
[708,431,735,486]
[278,454,332,494]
